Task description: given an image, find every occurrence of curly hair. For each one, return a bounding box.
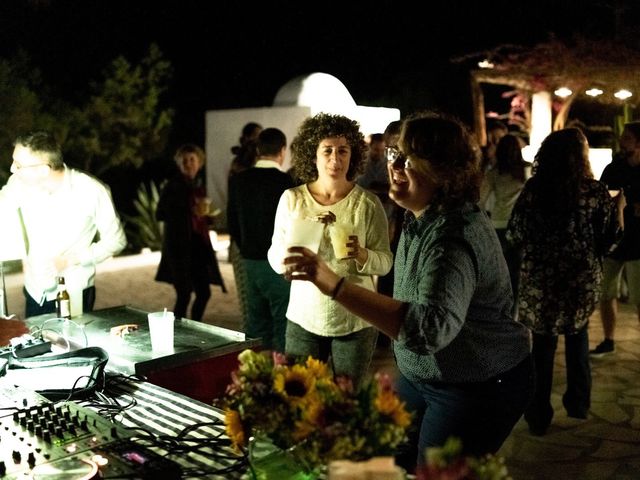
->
[290,113,367,183]
[528,128,592,212]
[399,111,482,210]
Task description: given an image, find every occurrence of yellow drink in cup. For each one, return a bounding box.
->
[330,224,354,260]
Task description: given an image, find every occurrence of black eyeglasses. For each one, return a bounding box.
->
[385,147,412,169]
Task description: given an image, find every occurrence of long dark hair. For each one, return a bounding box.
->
[495,134,527,182]
[529,128,593,212]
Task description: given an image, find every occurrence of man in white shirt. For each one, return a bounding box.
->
[0,131,126,318]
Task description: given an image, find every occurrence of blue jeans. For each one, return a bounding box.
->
[395,355,533,472]
[285,320,378,390]
[24,287,96,319]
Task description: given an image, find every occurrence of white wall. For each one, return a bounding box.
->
[205,106,311,216]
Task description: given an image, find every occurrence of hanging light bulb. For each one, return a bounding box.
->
[585,88,603,97]
[614,89,632,100]
[554,87,573,98]
[477,59,494,69]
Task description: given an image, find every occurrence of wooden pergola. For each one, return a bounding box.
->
[458,37,640,146]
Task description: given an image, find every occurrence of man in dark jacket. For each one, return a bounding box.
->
[227,128,293,352]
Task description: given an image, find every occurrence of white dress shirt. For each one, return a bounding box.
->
[0,166,126,304]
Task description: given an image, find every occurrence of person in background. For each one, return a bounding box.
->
[156,144,226,321]
[228,122,263,328]
[591,121,640,356]
[357,133,387,193]
[227,128,293,352]
[507,128,616,435]
[376,120,404,299]
[229,122,263,176]
[481,119,509,173]
[479,133,530,315]
[282,112,532,471]
[0,131,126,318]
[268,113,392,390]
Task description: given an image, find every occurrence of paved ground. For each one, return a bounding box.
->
[4,248,640,479]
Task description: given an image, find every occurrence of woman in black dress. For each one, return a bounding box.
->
[156,144,226,321]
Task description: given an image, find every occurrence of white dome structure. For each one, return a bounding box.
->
[273,72,357,114]
[205,73,400,213]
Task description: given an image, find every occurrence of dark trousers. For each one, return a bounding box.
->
[525,326,591,432]
[395,355,533,472]
[243,259,290,352]
[24,286,96,318]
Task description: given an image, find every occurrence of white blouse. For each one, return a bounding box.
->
[268,184,392,336]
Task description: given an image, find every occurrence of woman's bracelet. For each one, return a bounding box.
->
[331,277,346,300]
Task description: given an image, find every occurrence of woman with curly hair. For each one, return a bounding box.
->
[267,113,392,390]
[506,128,617,435]
[282,112,533,471]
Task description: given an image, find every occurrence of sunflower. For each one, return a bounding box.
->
[375,390,412,428]
[273,364,316,405]
[305,356,331,380]
[224,409,246,450]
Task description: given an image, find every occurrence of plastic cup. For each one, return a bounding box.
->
[148,311,175,352]
[330,224,354,259]
[286,218,324,253]
[69,289,83,318]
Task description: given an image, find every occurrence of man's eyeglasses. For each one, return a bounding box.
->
[10,162,50,172]
[385,147,412,169]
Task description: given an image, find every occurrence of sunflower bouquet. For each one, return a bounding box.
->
[216,349,411,470]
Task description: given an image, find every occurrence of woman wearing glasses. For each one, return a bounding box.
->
[283,112,532,471]
[268,113,392,390]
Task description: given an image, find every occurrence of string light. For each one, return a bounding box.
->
[554,87,573,98]
[477,59,494,69]
[614,89,632,100]
[585,88,603,97]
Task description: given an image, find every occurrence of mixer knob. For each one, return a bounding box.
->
[0,460,6,475]
[35,425,43,437]
[12,450,21,462]
[110,427,118,438]
[27,452,36,468]
[43,431,51,442]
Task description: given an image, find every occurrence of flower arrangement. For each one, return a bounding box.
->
[417,437,511,480]
[216,349,411,470]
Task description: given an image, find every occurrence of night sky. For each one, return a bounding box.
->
[0,0,635,143]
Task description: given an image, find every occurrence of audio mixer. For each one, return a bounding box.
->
[0,400,181,479]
